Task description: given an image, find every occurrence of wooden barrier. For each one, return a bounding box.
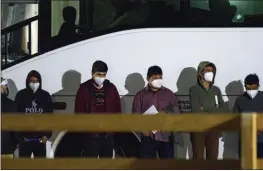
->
[1,113,262,170]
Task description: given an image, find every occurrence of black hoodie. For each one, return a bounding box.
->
[1,94,18,154]
[234,91,263,142]
[14,70,53,139]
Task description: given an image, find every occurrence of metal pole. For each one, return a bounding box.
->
[28,22,32,55]
[4,33,8,65]
[88,0,94,32]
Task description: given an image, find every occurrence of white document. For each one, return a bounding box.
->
[215,95,219,106]
[143,105,158,134]
[46,141,54,158]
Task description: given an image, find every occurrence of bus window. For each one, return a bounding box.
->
[43,0,263,53]
[51,0,263,37]
[51,0,80,37]
[92,0,180,31]
[93,0,116,30]
[230,1,263,22]
[190,0,263,23]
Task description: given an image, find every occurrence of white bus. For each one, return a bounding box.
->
[2,0,263,159]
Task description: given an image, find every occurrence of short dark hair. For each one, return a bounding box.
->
[92,60,108,73]
[63,6,77,22]
[244,74,259,86]
[147,65,162,78]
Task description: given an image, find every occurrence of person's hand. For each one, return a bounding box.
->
[200,106,204,111]
[41,136,48,144]
[159,110,165,114]
[142,132,150,136]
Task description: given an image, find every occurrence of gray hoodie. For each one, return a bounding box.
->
[189,61,228,114]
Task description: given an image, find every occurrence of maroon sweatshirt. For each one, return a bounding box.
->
[75,79,121,114]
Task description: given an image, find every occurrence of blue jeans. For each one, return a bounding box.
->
[140,136,174,159]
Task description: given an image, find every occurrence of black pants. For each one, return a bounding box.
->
[19,141,46,157]
[84,134,114,158]
[140,136,174,159]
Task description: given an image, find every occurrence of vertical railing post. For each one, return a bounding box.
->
[28,22,32,55]
[241,113,257,169]
[4,33,8,65]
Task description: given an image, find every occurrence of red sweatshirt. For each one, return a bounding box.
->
[75,79,121,114]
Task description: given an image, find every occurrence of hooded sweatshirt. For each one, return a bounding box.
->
[1,93,18,154]
[234,91,263,142]
[14,70,53,139]
[189,61,228,114]
[75,78,121,114]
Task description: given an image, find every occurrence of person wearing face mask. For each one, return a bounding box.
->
[14,70,53,158]
[75,60,121,158]
[189,61,228,160]
[234,74,263,159]
[1,77,18,158]
[132,65,180,159]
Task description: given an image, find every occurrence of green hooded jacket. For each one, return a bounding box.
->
[189,61,228,114]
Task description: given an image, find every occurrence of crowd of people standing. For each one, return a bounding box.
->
[1,60,263,159]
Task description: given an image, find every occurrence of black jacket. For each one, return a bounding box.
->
[1,96,18,154]
[14,70,53,139]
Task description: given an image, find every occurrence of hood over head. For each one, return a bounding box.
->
[26,70,42,89]
[197,61,217,85]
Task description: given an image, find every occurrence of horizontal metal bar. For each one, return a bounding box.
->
[1,114,241,132]
[1,158,241,170]
[1,16,39,35]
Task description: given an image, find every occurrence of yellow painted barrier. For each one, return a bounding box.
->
[1,113,262,169]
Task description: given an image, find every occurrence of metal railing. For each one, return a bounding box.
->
[1,16,39,67]
[1,113,263,169]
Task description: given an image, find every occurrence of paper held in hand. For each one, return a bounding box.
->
[143,105,158,134]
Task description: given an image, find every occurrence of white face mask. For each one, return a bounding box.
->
[246,90,259,99]
[29,83,40,93]
[94,77,105,86]
[151,79,163,89]
[204,72,214,82]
